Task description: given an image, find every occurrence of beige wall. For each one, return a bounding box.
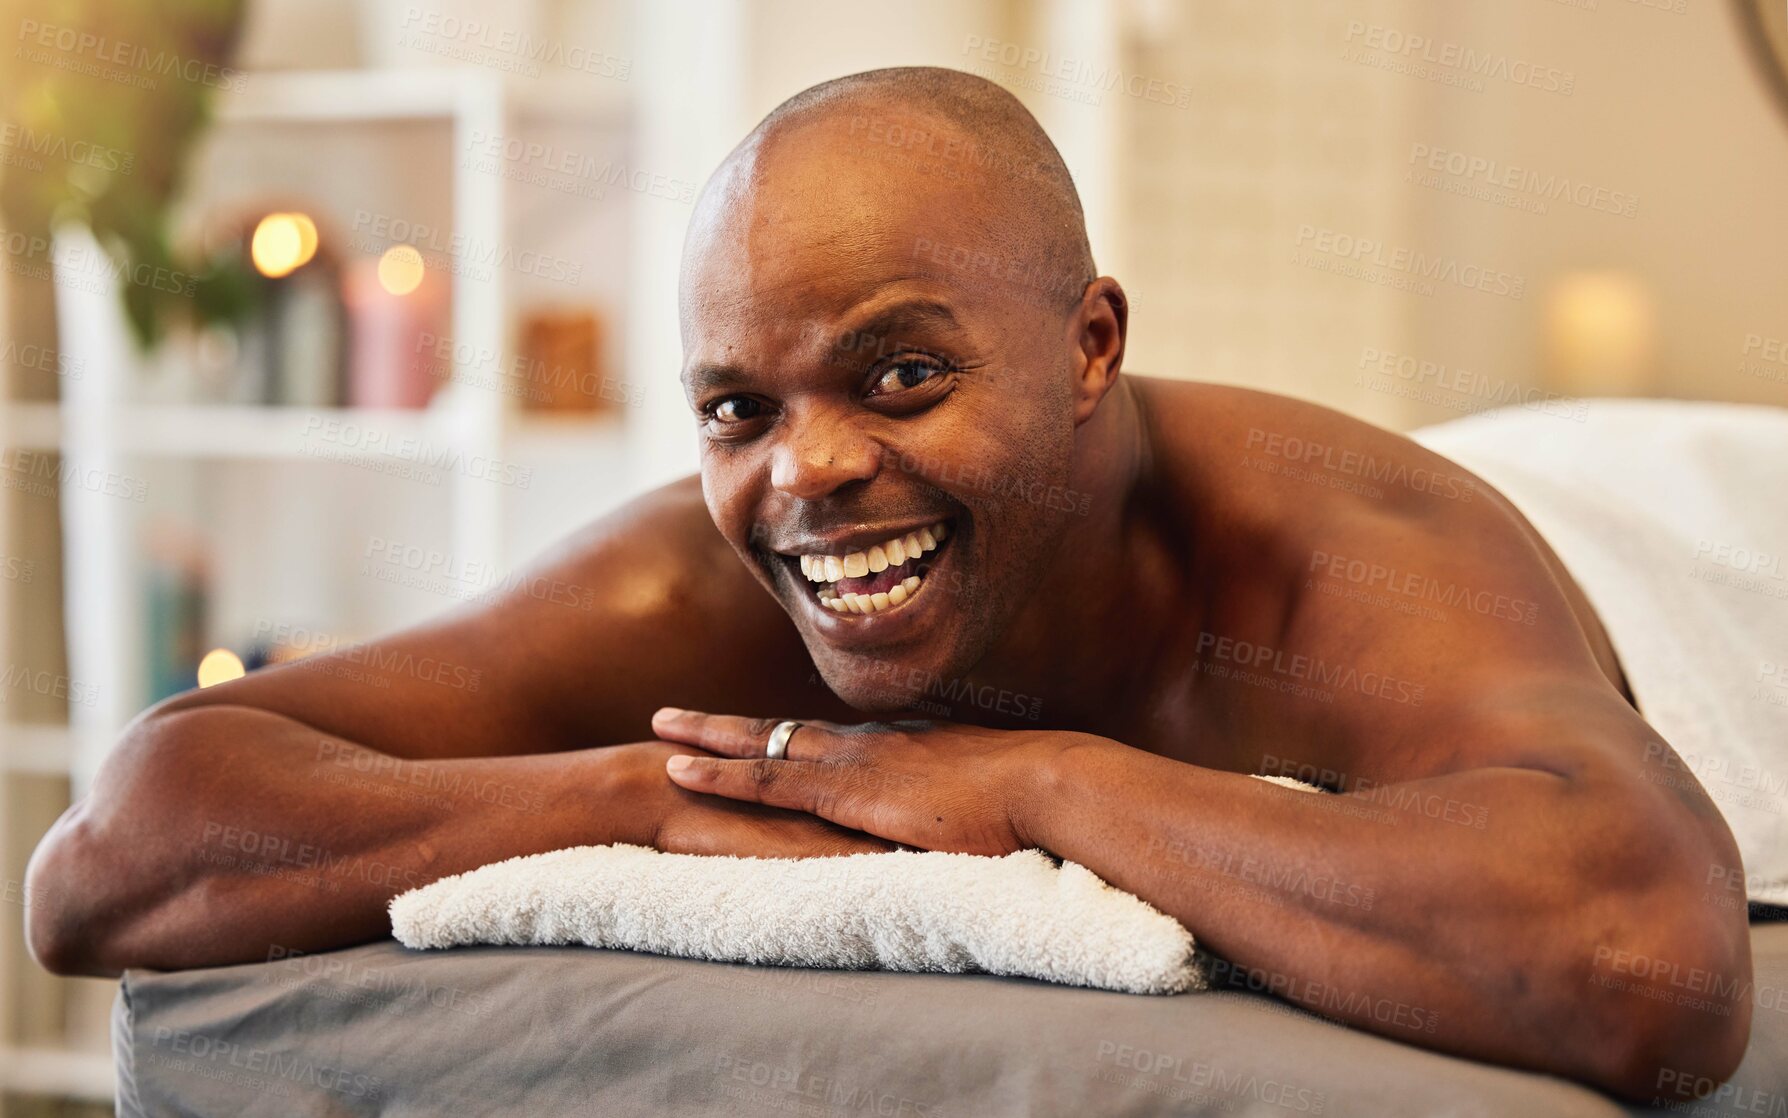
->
[1402,0,1788,417]
[1110,0,1788,430]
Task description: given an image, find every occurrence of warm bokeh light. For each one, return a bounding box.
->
[249,212,319,278]
[377,244,426,295]
[288,212,319,268]
[197,648,247,688]
[1545,271,1656,397]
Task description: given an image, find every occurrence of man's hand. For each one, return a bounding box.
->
[615,740,898,859]
[650,709,1087,855]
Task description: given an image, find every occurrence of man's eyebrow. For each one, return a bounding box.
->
[682,298,965,396]
[844,297,963,341]
[682,362,754,397]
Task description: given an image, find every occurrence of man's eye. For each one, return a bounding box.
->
[870,359,946,396]
[709,397,762,424]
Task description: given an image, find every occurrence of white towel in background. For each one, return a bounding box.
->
[391,776,1321,995]
[1415,399,1788,906]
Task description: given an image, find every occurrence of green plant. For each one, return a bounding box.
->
[0,0,252,349]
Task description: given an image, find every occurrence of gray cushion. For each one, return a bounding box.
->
[113,924,1788,1116]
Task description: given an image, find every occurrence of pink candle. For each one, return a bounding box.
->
[342,254,449,409]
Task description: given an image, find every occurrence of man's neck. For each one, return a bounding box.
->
[961,375,1193,733]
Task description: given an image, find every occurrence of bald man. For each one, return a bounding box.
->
[26,68,1752,1100]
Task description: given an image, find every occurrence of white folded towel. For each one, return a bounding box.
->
[389,775,1321,995]
[392,844,1202,994]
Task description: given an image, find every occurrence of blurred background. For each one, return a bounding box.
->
[1,0,1785,1109]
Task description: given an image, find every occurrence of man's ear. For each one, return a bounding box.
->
[1069,277,1128,426]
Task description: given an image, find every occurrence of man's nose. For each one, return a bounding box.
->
[770,410,882,500]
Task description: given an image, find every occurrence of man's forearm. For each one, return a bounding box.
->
[1017,741,1751,1099]
[26,704,650,976]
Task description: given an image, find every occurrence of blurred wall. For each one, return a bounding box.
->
[1401,0,1788,417]
[1106,0,1788,430]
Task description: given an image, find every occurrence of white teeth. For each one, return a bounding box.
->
[823,574,925,617]
[797,520,949,601]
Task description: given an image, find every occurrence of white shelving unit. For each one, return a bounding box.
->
[0,66,638,1103]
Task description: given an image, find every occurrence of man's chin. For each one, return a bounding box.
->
[809,647,966,716]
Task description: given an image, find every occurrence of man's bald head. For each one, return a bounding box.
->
[678,67,1129,709]
[682,66,1096,322]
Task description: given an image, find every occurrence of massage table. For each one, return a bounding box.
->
[112,919,1788,1116]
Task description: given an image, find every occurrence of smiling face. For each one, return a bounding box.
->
[679,96,1107,711]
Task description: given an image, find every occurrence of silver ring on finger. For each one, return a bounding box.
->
[766,720,801,761]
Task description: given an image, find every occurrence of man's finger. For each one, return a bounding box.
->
[652,708,839,761]
[664,755,831,815]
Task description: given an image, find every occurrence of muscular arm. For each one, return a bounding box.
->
[24,478,872,977]
[1022,687,1750,1101]
[1021,482,1752,1100]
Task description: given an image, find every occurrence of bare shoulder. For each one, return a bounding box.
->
[159,475,840,759]
[428,473,856,744]
[1131,378,1635,781]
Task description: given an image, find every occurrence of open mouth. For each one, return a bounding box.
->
[791,520,951,617]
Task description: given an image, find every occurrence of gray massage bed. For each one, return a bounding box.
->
[113,921,1788,1116]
